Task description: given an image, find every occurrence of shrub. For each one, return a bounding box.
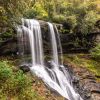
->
[24,9,38,19]
[81,11,100,34]
[65,15,77,33]
[24,3,48,20]
[0,61,39,99]
[0,61,12,83]
[18,87,41,100]
[90,43,100,61]
[52,14,66,23]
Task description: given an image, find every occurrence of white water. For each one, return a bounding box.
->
[17,19,83,100]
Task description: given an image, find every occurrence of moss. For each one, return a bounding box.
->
[90,43,100,61]
[64,54,100,80]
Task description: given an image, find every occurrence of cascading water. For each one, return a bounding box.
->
[17,19,83,100]
[47,22,83,100]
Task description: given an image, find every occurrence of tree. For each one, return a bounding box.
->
[0,0,32,30]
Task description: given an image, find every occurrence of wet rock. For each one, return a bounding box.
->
[90,83,100,93]
[65,63,100,100]
[19,64,31,72]
[0,36,18,55]
[45,61,53,69]
[72,76,80,83]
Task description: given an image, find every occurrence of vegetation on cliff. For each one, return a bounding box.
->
[0,0,100,34]
[64,54,100,81]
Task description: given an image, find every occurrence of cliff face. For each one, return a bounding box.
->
[73,67,100,100]
[64,58,100,100]
[0,21,99,55]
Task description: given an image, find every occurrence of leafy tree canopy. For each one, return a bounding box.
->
[0,0,100,34]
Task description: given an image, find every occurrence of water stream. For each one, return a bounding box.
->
[17,19,83,100]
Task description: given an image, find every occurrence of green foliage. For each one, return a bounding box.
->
[52,14,65,23]
[0,0,100,35]
[23,9,37,19]
[24,2,48,20]
[18,87,40,100]
[0,61,12,82]
[0,0,33,29]
[64,54,100,79]
[90,43,100,61]
[33,3,48,20]
[31,0,99,35]
[81,11,100,34]
[66,16,77,32]
[0,61,40,99]
[65,1,100,34]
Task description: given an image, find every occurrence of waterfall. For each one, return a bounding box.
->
[17,19,83,100]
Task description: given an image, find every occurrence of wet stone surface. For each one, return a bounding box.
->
[65,63,100,100]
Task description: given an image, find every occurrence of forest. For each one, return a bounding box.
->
[0,0,100,100]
